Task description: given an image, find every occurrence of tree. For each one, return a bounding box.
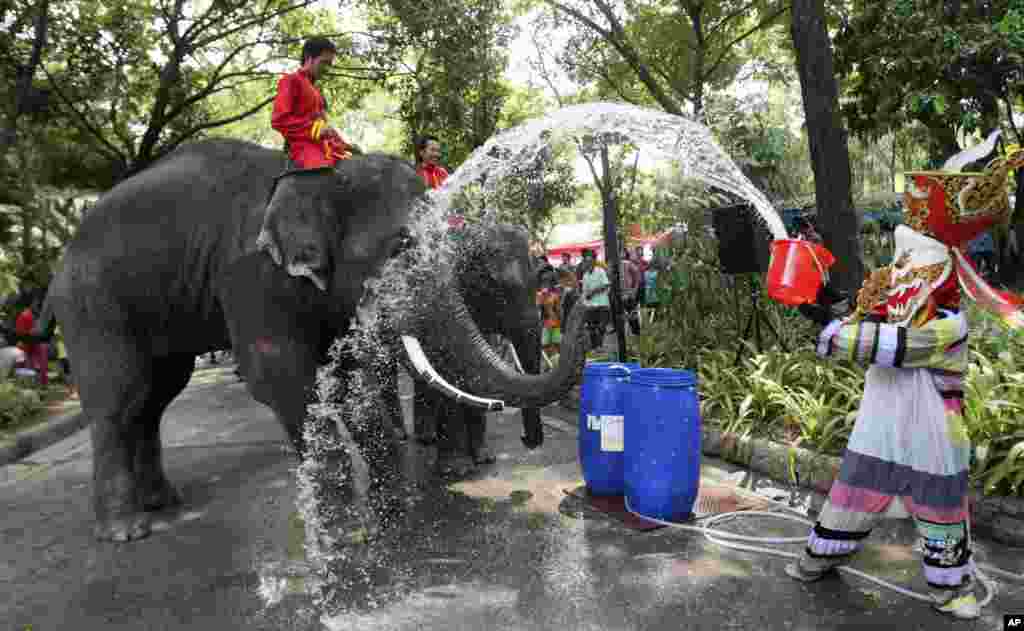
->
[0,0,49,158]
[451,134,582,245]
[790,0,861,295]
[833,0,1024,165]
[35,0,382,184]
[365,0,515,167]
[538,0,790,121]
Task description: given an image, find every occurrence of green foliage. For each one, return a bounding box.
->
[834,0,1024,163]
[0,381,44,430]
[366,0,515,167]
[538,0,791,119]
[450,136,581,244]
[635,270,1024,495]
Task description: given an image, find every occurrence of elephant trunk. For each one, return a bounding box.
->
[505,321,545,448]
[410,284,587,411]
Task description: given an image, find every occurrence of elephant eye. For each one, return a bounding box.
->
[389,228,416,257]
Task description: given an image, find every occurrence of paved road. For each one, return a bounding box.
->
[2,364,1023,630]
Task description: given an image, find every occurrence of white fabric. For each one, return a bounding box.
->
[849,366,968,477]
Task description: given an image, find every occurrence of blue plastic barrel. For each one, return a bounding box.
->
[578,362,639,495]
[623,368,701,521]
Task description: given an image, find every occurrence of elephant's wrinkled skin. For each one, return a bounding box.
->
[412,224,544,476]
[43,139,587,542]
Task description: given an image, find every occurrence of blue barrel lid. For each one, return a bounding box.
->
[583,361,640,376]
[628,367,697,387]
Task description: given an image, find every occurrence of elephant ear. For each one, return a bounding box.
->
[256,167,337,292]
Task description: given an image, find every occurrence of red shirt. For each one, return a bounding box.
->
[15,307,33,351]
[271,69,350,168]
[417,162,449,190]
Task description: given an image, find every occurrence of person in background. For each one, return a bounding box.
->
[558,269,578,324]
[619,249,643,335]
[642,253,667,323]
[15,296,48,386]
[415,135,449,190]
[795,215,823,243]
[578,249,611,350]
[271,37,353,169]
[632,245,649,306]
[535,255,556,288]
[558,252,574,273]
[0,329,25,381]
[536,270,562,364]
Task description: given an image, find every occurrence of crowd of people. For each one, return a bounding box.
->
[532,246,670,363]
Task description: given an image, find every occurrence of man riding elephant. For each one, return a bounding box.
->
[271,37,354,169]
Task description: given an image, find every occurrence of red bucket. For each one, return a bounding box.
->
[766,239,836,306]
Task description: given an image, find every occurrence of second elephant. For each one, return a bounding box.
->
[411,223,544,474]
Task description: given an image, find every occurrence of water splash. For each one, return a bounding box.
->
[433,102,788,241]
[295,100,792,617]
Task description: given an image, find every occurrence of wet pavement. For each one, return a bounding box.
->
[2,363,1023,630]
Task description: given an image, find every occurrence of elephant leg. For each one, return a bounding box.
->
[377,353,406,441]
[466,406,495,465]
[434,397,476,477]
[134,354,195,511]
[73,334,157,542]
[413,378,438,444]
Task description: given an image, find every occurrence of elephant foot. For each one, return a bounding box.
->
[437,452,477,478]
[139,480,183,512]
[94,512,152,542]
[472,447,496,465]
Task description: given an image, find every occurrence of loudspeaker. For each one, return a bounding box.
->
[712,204,768,274]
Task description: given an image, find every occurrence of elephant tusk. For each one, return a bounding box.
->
[401,335,505,411]
[503,339,525,374]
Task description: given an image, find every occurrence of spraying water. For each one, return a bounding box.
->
[292,102,791,618]
[434,102,789,241]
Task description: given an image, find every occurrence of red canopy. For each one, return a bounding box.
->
[543,229,676,263]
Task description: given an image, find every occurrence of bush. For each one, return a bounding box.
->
[0,381,45,431]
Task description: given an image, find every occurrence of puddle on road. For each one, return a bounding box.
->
[320,582,519,631]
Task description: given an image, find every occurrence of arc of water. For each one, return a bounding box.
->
[431,102,789,241]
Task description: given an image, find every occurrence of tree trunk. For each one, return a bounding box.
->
[790,0,862,296]
[1002,168,1024,289]
[600,145,628,362]
[0,0,49,156]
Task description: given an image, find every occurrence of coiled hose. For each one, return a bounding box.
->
[623,492,1024,609]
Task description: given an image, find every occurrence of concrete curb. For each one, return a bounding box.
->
[0,410,88,467]
[554,394,1024,547]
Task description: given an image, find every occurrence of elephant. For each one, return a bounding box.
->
[39,138,587,542]
[408,222,545,476]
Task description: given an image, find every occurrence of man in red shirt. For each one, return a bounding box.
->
[415,135,449,190]
[271,37,353,169]
[416,134,462,227]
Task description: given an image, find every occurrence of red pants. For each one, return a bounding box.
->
[288,138,349,169]
[23,343,48,386]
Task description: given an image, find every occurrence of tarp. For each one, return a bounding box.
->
[544,229,677,262]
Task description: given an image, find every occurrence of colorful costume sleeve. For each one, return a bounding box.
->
[815,311,968,372]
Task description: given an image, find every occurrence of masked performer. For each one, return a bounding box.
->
[789,147,1024,621]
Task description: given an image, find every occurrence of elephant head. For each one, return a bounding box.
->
[253,156,586,418]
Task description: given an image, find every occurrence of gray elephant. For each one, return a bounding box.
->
[410,223,544,476]
[40,139,586,542]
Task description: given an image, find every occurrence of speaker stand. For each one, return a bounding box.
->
[733,275,787,366]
